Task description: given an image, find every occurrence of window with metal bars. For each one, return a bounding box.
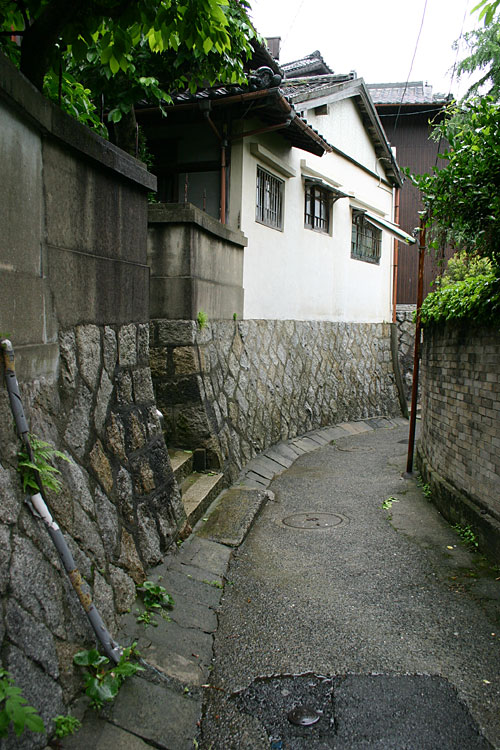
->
[304,184,330,233]
[256,166,284,230]
[351,213,382,264]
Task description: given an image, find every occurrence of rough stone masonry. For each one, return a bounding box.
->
[0,323,185,749]
[150,318,401,482]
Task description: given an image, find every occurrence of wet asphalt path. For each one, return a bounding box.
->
[200,424,500,749]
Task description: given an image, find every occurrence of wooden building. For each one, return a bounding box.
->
[368,82,453,304]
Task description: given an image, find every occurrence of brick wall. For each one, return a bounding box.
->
[418,324,500,559]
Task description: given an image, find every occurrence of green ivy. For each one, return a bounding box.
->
[419,270,500,326]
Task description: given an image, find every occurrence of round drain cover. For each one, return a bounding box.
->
[282,512,345,529]
[288,705,321,726]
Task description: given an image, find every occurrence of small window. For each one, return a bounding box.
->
[256,166,284,230]
[351,212,382,264]
[305,184,330,233]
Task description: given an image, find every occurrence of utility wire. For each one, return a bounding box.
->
[392,0,429,138]
[434,0,470,168]
[282,0,307,45]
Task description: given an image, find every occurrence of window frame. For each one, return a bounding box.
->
[255,165,284,231]
[351,211,382,264]
[304,183,331,234]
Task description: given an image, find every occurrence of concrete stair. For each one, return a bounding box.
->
[168,448,194,485]
[168,449,224,528]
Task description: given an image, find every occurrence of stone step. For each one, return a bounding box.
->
[168,449,194,485]
[181,471,225,528]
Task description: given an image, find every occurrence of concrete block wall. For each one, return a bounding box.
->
[150,318,401,482]
[0,55,184,747]
[148,203,246,321]
[417,323,500,561]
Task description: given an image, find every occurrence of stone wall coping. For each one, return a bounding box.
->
[0,53,156,191]
[148,202,248,248]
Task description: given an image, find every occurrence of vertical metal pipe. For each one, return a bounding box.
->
[392,187,400,323]
[220,141,226,224]
[406,216,426,475]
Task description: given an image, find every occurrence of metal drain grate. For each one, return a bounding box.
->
[282,512,346,529]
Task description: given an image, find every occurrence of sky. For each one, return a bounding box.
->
[249,0,483,99]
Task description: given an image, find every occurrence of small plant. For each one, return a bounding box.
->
[135,610,158,628]
[53,714,81,739]
[17,434,71,494]
[197,310,208,330]
[233,312,238,321]
[0,669,45,738]
[381,496,399,509]
[136,580,174,627]
[203,580,223,589]
[453,523,480,551]
[138,580,174,610]
[417,475,432,499]
[73,643,142,710]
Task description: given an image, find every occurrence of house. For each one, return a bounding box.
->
[367,81,453,303]
[137,46,414,324]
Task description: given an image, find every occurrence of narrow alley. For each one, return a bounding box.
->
[199,422,500,749]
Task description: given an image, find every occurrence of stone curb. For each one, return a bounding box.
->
[61,415,408,749]
[237,416,407,490]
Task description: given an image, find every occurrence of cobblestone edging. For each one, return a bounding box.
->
[0,323,184,747]
[417,323,500,561]
[150,319,401,482]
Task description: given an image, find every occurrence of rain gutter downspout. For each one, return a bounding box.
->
[390,186,409,419]
[201,106,227,224]
[392,187,400,323]
[406,214,427,475]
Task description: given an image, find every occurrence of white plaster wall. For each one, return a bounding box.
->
[239,100,396,323]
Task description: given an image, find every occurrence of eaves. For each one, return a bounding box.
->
[289,78,403,188]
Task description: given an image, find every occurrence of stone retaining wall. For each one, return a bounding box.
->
[417,323,500,561]
[395,305,416,402]
[151,319,401,481]
[0,56,184,748]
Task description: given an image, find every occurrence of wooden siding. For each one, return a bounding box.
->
[379,108,454,304]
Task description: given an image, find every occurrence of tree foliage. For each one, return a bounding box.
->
[0,0,256,131]
[456,21,500,99]
[411,96,500,264]
[473,0,500,25]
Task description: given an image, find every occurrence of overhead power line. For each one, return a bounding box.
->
[392,0,429,138]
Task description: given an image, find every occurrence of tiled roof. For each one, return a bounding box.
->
[138,68,333,157]
[281,73,355,101]
[367,81,450,105]
[282,51,333,78]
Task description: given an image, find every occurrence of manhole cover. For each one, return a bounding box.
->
[335,445,375,452]
[282,512,346,529]
[288,705,321,726]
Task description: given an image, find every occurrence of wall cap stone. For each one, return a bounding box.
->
[0,53,156,192]
[148,202,248,248]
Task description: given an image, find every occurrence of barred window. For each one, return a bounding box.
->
[256,166,283,230]
[351,212,382,264]
[305,184,330,233]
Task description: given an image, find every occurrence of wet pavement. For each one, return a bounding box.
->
[199,422,500,749]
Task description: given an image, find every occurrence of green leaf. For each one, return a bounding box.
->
[109,55,120,74]
[73,649,108,667]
